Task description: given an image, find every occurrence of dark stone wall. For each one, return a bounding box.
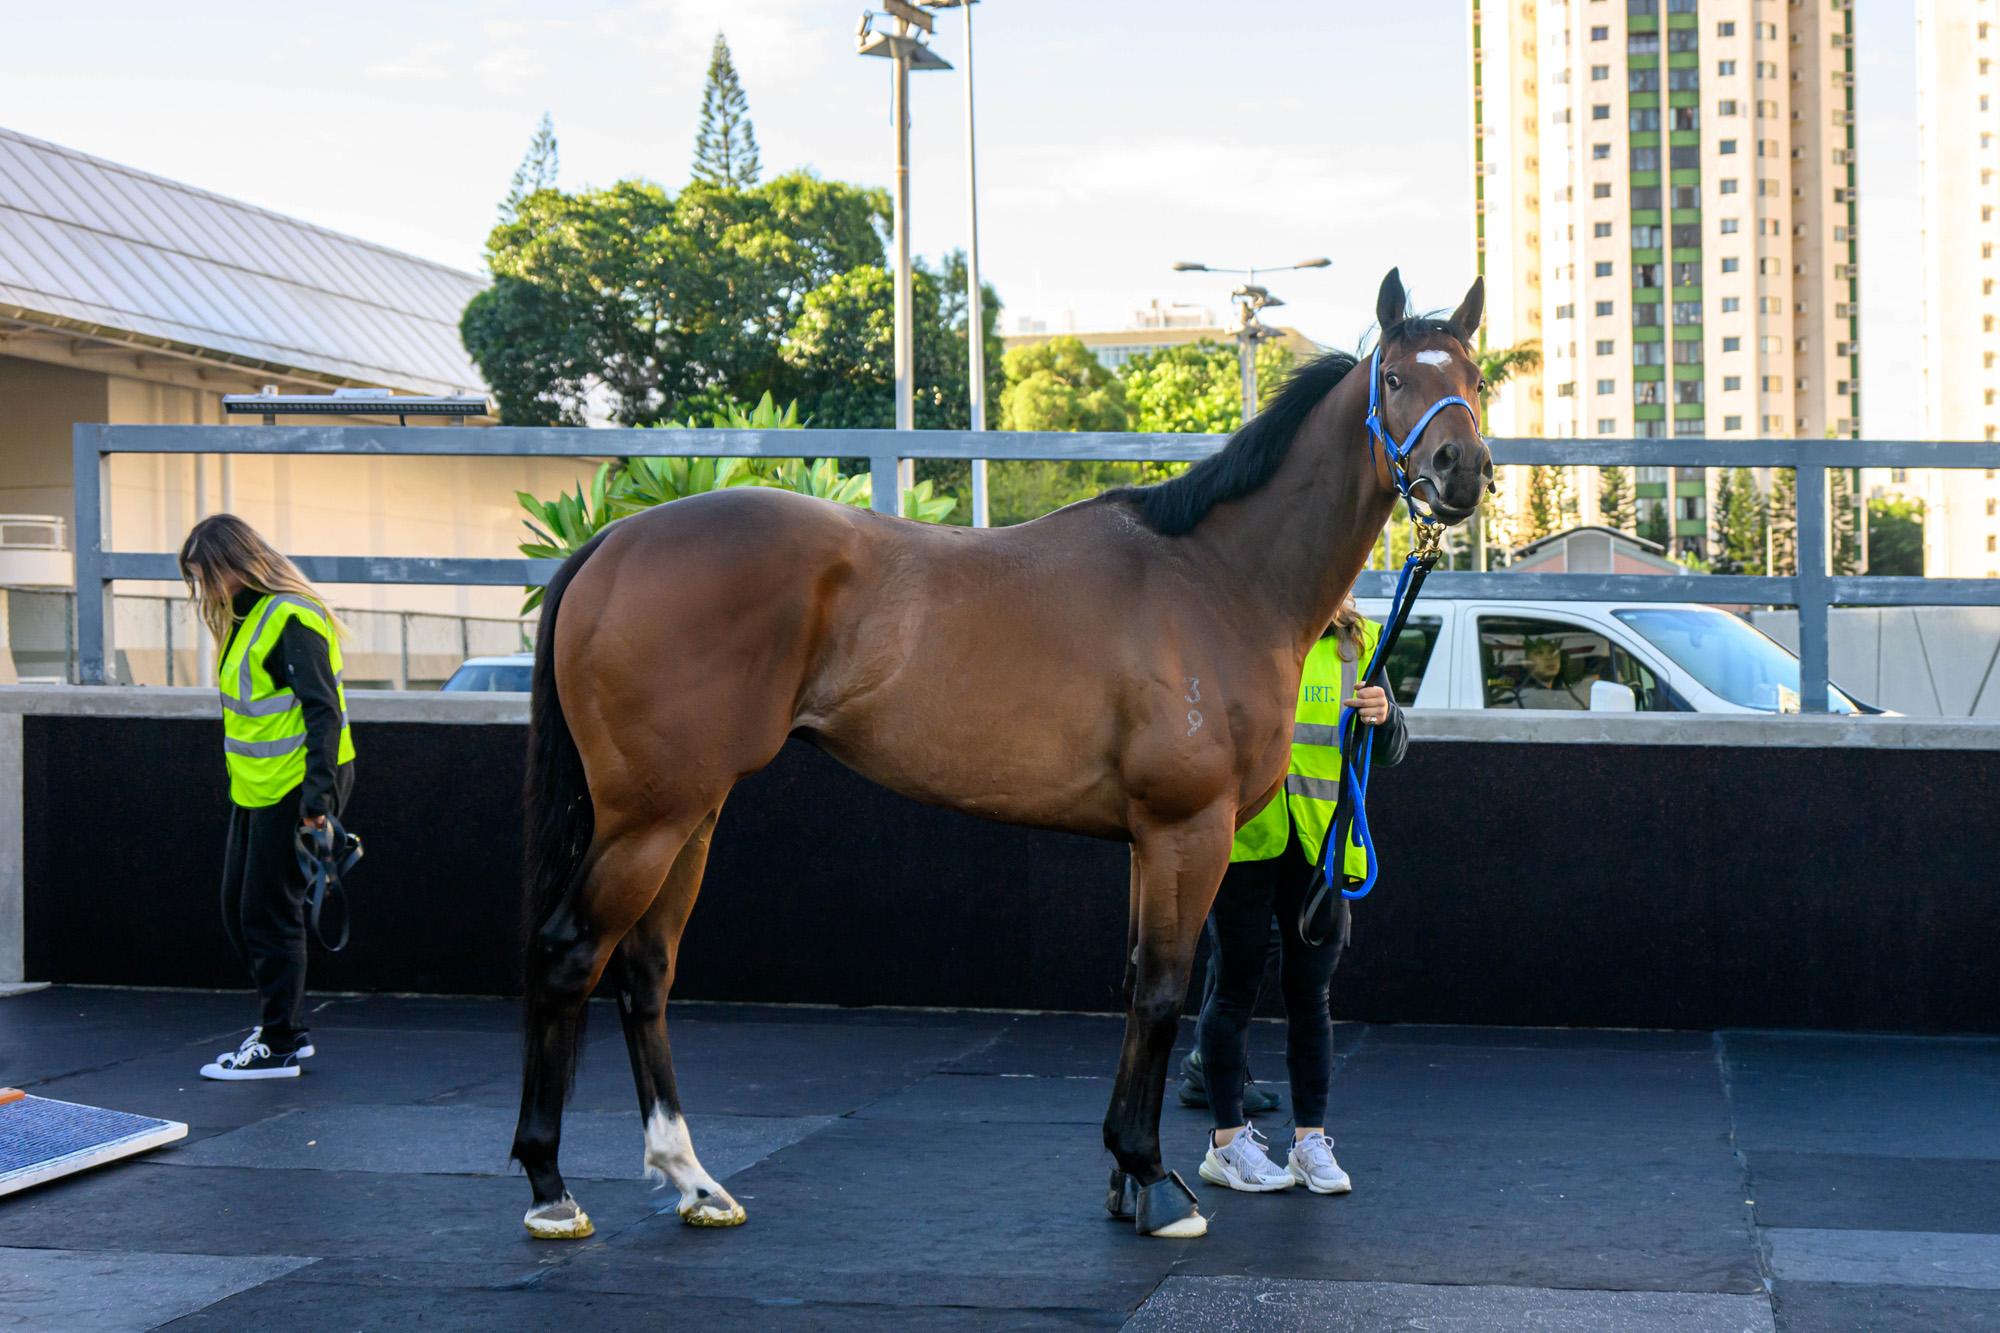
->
[23,715,2000,1031]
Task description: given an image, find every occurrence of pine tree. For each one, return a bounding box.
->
[1828,465,1863,574]
[691,34,762,189]
[1524,465,1564,542]
[1768,467,1798,575]
[503,113,559,219]
[1596,465,1636,531]
[1711,467,1767,574]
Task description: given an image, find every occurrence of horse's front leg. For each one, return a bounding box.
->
[1103,810,1232,1238]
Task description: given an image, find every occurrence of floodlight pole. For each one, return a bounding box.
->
[1237,271,1262,424]
[960,2,989,526]
[891,17,913,471]
[860,2,951,514]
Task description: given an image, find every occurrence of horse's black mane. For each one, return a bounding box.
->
[1110,314,1468,536]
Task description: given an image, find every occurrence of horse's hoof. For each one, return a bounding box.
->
[1105,1168,1139,1220]
[524,1193,595,1240]
[678,1186,746,1227]
[1133,1171,1206,1238]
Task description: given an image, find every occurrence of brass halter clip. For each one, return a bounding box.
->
[1411,519,1449,563]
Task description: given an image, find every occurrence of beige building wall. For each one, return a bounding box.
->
[0,350,599,621]
[1473,0,1856,559]
[1472,0,1548,539]
[1917,0,2000,577]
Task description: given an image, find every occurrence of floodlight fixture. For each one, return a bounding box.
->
[1171,258,1330,422]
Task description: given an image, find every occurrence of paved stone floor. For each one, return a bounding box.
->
[0,987,1995,1330]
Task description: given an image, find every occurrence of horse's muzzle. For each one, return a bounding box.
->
[1414,440,1492,526]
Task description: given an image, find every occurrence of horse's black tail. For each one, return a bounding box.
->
[519,530,611,1100]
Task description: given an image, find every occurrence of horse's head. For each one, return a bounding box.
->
[1369,269,1494,526]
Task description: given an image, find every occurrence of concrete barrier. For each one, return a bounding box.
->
[6,687,1998,1030]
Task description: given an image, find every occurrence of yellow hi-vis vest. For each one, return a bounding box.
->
[218,593,354,808]
[1231,618,1383,878]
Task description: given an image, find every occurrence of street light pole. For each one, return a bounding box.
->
[927,0,987,525]
[891,23,911,458]
[1173,257,1328,424]
[857,3,952,515]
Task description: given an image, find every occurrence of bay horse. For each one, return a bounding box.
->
[511,269,1491,1240]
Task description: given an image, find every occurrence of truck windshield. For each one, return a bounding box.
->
[1611,608,1859,713]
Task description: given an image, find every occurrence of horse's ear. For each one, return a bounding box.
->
[1450,275,1486,344]
[1375,268,1406,335]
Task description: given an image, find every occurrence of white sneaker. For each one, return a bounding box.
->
[199,1039,301,1080]
[217,1028,313,1062]
[1197,1123,1296,1193]
[1287,1130,1352,1194]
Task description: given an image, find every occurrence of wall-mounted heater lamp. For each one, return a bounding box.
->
[221,385,491,426]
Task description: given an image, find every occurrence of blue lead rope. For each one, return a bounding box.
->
[1296,342,1476,945]
[1296,547,1437,945]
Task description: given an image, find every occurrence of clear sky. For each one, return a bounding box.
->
[0,0,1921,434]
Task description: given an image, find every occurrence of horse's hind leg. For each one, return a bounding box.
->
[1103,813,1232,1238]
[611,807,745,1226]
[514,815,698,1239]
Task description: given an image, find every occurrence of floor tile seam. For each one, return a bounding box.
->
[1712,1029,1776,1299]
[1719,1027,2000,1046]
[1735,1147,2000,1164]
[1762,1224,2000,1240]
[1344,1048,1725,1067]
[1148,1273,1776,1295]
[20,1044,238,1091]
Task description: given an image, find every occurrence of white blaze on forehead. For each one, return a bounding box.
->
[1414,350,1452,367]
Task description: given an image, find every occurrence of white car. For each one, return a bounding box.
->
[1351,598,1875,715]
[440,652,533,693]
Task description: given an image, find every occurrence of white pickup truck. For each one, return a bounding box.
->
[1351,597,1874,714]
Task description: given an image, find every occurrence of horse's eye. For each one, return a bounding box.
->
[1385,373,1402,390]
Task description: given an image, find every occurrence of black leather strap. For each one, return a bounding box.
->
[295,815,363,953]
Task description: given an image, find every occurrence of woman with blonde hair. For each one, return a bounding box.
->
[1189,594,1406,1197]
[179,514,355,1080]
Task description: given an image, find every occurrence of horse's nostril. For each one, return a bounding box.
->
[1435,442,1460,469]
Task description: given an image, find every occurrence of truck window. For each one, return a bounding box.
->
[1478,615,1669,710]
[1381,615,1442,706]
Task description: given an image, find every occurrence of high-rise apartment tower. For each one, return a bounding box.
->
[1917,0,2000,577]
[1472,0,1861,559]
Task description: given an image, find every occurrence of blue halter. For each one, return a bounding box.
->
[1300,347,1481,929]
[1363,344,1480,528]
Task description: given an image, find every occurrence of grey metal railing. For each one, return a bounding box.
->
[72,424,2000,711]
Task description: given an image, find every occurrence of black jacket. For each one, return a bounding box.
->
[225,588,354,817]
[1366,698,1410,768]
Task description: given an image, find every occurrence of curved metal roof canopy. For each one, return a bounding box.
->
[0,127,488,396]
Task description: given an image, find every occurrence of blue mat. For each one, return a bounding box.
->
[0,1093,186,1196]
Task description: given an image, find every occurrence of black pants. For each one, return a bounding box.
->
[1196,831,1348,1129]
[219,790,315,1045]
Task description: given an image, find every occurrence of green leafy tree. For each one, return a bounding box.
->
[503,113,560,220]
[1118,338,1295,434]
[1711,466,1767,575]
[1867,495,1925,575]
[778,251,1003,432]
[999,337,1127,432]
[462,172,889,426]
[691,34,761,189]
[1596,465,1636,532]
